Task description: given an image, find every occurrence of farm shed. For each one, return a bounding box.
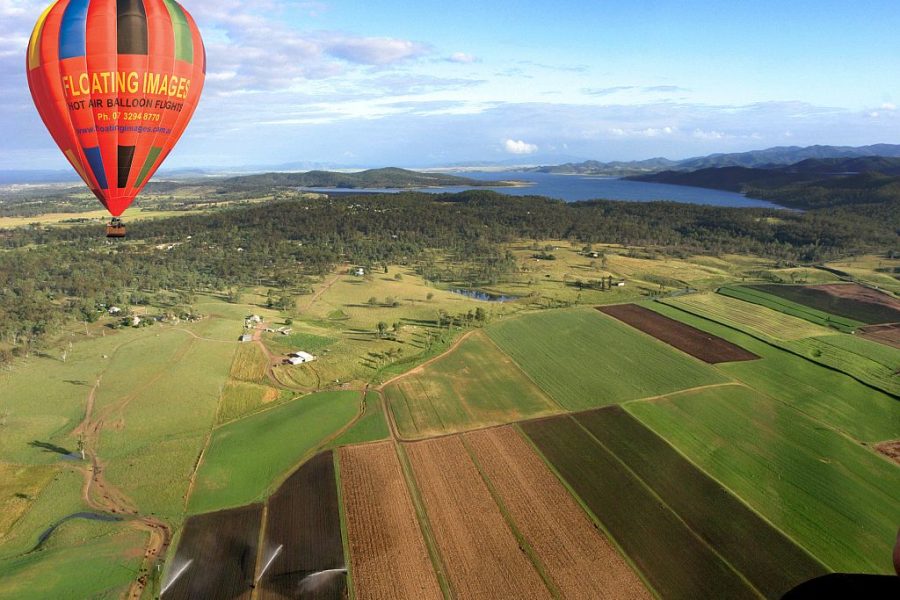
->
[288,351,316,364]
[239,334,253,343]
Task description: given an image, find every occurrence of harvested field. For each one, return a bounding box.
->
[258,452,346,600]
[752,284,900,325]
[719,286,862,332]
[875,441,900,465]
[465,427,652,600]
[577,406,828,598]
[406,437,550,599]
[860,323,900,349]
[339,443,442,600]
[598,303,758,363]
[165,504,263,600]
[230,343,269,383]
[521,416,759,600]
[385,331,559,439]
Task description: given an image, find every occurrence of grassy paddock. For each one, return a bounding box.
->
[189,391,360,514]
[486,308,727,410]
[385,331,560,438]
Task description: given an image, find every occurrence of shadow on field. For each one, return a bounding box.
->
[29,440,72,455]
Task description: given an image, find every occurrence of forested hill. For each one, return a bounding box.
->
[627,157,900,210]
[223,167,516,189]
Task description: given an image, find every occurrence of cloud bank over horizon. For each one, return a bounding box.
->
[2,0,899,169]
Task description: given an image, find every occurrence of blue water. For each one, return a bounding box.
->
[451,288,518,303]
[302,171,780,209]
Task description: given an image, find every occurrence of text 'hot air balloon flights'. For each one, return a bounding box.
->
[26,0,205,236]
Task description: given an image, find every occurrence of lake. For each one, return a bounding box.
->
[302,171,780,209]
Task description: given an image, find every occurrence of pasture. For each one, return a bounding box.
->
[486,309,727,410]
[384,331,559,438]
[188,391,360,514]
[785,335,900,396]
[646,301,900,442]
[627,386,900,574]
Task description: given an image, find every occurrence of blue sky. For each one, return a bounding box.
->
[3,0,900,169]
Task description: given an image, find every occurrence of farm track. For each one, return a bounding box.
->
[69,330,195,599]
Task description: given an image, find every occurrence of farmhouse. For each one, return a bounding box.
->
[353,267,366,276]
[108,306,121,315]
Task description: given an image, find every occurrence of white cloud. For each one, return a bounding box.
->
[324,36,429,65]
[448,52,479,64]
[611,126,676,138]
[504,139,538,154]
[692,128,725,140]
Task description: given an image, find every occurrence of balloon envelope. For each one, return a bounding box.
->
[26,0,205,217]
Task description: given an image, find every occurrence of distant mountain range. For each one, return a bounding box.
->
[527,144,900,176]
[627,156,900,210]
[223,167,517,190]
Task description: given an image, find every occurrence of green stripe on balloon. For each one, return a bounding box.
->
[134,146,163,187]
[163,0,193,63]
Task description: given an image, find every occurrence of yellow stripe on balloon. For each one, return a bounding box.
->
[65,149,91,186]
[27,3,54,70]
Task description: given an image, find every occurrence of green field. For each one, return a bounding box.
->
[718,285,863,332]
[486,309,727,410]
[331,391,390,446]
[189,391,360,514]
[785,335,900,396]
[576,405,828,598]
[646,302,900,442]
[666,292,833,340]
[627,386,900,573]
[384,331,560,438]
[0,526,147,599]
[521,416,759,599]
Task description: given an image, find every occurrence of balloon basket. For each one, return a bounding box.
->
[106,218,126,238]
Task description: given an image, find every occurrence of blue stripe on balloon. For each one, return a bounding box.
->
[59,0,90,59]
[84,147,109,189]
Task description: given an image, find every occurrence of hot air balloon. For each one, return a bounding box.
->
[26,0,205,237]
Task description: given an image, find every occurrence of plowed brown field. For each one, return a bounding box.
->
[598,303,758,363]
[859,323,900,349]
[406,437,550,599]
[339,443,442,600]
[465,427,652,600]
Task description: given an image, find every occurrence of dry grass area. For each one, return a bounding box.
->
[339,443,442,600]
[0,464,57,539]
[874,441,900,465]
[466,427,652,600]
[406,437,550,599]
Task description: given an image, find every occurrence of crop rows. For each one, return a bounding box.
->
[486,309,726,410]
[751,283,900,325]
[719,285,861,332]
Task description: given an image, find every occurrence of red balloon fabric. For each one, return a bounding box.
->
[26,0,205,217]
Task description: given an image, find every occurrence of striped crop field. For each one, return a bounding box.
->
[664,292,834,340]
[627,386,900,574]
[486,309,727,410]
[718,285,863,332]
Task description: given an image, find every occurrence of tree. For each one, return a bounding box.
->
[368,296,379,306]
[284,317,293,325]
[394,273,403,281]
[377,322,388,338]
[392,322,402,334]
[426,292,434,301]
[475,307,487,323]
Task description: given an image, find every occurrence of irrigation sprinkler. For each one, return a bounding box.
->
[256,544,283,582]
[159,559,193,597]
